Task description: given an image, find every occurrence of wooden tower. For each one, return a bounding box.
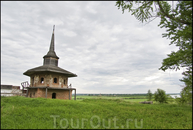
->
[23,25,77,100]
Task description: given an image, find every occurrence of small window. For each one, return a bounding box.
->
[40,77,44,83]
[45,59,50,65]
[64,79,66,85]
[31,77,34,86]
[30,93,32,97]
[55,60,58,66]
[54,78,57,83]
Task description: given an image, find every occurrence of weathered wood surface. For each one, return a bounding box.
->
[1,93,26,96]
[139,101,153,104]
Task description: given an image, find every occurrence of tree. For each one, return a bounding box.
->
[115,1,192,101]
[176,85,192,105]
[154,88,167,103]
[147,89,153,101]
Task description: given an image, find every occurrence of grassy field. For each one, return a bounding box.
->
[1,96,192,129]
[73,95,173,103]
[74,95,147,102]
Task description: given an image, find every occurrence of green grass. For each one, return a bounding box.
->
[74,95,147,102]
[1,96,192,129]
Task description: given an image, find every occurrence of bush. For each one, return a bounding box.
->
[147,89,153,101]
[154,89,167,103]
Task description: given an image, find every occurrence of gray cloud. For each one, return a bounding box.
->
[1,1,184,94]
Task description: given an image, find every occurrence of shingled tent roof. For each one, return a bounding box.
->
[23,25,77,78]
[23,65,77,77]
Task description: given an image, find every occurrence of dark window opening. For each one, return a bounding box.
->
[64,79,66,85]
[30,93,32,97]
[54,78,57,83]
[41,77,44,83]
[52,93,56,99]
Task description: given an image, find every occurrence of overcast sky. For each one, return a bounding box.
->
[1,1,184,94]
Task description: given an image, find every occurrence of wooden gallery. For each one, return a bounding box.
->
[23,26,77,100]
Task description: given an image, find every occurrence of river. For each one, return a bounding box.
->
[169,94,181,98]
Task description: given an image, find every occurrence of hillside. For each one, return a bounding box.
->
[1,96,192,129]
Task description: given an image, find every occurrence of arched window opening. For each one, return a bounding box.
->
[52,93,56,99]
[64,79,66,85]
[54,78,57,83]
[40,77,44,83]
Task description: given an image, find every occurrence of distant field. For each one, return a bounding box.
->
[1,96,192,129]
[74,95,146,98]
[73,94,177,103]
[73,95,147,102]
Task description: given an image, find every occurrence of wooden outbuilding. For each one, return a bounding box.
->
[23,25,77,100]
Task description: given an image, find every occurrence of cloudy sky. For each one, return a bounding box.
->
[1,1,184,94]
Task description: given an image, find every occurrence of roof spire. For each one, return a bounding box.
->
[43,25,59,59]
[49,25,55,52]
[52,25,55,35]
